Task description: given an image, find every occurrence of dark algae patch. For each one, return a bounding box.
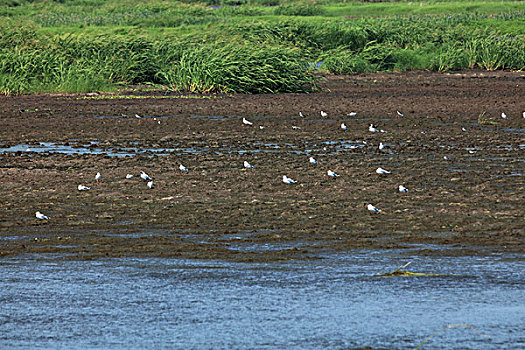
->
[1,72,524,260]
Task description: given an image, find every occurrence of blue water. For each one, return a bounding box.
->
[1,251,523,349]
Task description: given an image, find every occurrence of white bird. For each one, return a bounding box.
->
[396,110,404,117]
[309,156,317,165]
[242,117,253,126]
[179,164,189,173]
[348,112,357,117]
[321,111,328,117]
[292,126,301,130]
[462,127,467,132]
[140,171,152,181]
[35,211,49,220]
[259,126,265,130]
[243,161,254,169]
[443,156,450,160]
[147,181,154,189]
[327,170,339,178]
[78,184,90,191]
[369,124,379,133]
[367,204,381,213]
[135,114,142,119]
[95,172,101,182]
[522,111,525,119]
[299,112,305,118]
[398,185,408,193]
[126,174,134,179]
[501,112,508,119]
[340,123,347,131]
[376,167,391,174]
[282,175,297,184]
[25,148,31,152]
[378,142,385,151]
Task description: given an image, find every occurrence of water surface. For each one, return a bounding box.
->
[1,250,523,349]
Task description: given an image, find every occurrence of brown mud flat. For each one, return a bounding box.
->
[1,71,524,261]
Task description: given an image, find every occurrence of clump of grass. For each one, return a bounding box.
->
[415,324,484,350]
[0,32,182,94]
[0,29,318,94]
[375,262,455,278]
[274,4,325,17]
[157,41,318,93]
[236,21,369,51]
[477,111,500,125]
[322,43,433,74]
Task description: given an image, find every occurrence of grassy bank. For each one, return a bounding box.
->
[1,0,524,94]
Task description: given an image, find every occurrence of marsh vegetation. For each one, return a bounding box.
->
[1,0,524,93]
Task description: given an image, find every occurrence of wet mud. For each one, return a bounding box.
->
[1,71,524,261]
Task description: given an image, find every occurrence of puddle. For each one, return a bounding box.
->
[0,142,209,157]
[307,118,391,123]
[320,139,366,151]
[92,115,169,119]
[190,115,226,120]
[490,172,525,178]
[0,142,121,156]
[0,236,30,241]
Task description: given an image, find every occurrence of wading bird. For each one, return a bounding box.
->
[36,211,49,220]
[282,175,297,184]
[78,184,90,191]
[376,167,391,174]
[367,204,381,213]
[140,171,152,181]
[327,170,339,178]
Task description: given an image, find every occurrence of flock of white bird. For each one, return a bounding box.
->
[35,109,522,221]
[36,163,190,220]
[297,110,402,214]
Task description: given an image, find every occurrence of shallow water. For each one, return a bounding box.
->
[0,139,369,157]
[1,251,523,349]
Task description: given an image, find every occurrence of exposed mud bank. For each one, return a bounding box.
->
[1,71,524,260]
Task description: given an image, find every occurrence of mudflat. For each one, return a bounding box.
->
[1,71,524,261]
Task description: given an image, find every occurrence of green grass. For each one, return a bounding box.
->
[322,1,525,17]
[1,0,524,94]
